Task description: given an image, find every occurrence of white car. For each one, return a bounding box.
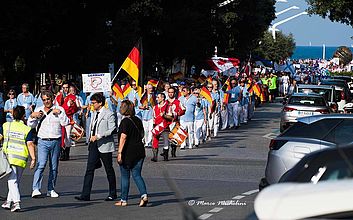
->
[255,179,353,219]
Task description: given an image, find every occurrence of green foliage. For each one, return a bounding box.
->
[0,0,276,78]
[306,0,353,26]
[333,72,353,76]
[253,31,296,62]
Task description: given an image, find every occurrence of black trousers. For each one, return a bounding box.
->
[81,142,117,199]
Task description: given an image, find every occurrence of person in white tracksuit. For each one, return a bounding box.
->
[226,80,243,128]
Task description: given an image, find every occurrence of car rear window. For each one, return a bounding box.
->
[288,96,326,106]
[297,88,332,102]
[281,119,342,139]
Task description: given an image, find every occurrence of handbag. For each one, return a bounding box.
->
[0,147,12,179]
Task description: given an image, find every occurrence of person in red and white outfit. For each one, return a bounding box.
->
[151,93,171,162]
[165,86,184,157]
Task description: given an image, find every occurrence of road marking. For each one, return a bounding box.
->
[242,189,259,195]
[198,214,213,219]
[263,133,277,139]
[209,207,223,213]
[198,188,259,219]
[232,195,245,200]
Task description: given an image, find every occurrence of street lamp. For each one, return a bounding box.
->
[275,6,299,17]
[271,11,308,40]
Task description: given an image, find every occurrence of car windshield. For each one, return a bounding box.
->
[297,88,331,102]
[288,96,326,106]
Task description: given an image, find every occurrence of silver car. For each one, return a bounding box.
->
[280,93,331,132]
[260,114,353,189]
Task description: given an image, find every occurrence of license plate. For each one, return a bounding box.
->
[298,111,313,116]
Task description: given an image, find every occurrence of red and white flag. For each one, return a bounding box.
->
[207,57,240,73]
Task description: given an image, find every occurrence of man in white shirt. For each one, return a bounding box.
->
[27,91,69,198]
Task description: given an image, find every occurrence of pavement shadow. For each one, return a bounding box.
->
[169,154,218,161]
[147,196,201,207]
[22,201,101,212]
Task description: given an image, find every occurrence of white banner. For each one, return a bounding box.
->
[82,73,111,93]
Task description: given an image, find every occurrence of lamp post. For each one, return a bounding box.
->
[271,11,308,40]
[275,6,299,16]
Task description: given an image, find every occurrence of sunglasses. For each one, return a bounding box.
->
[43,98,51,101]
[9,93,15,95]
[62,86,69,89]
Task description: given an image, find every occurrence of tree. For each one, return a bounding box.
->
[253,31,296,62]
[306,0,353,26]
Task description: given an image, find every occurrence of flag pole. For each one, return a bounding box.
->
[111,66,122,84]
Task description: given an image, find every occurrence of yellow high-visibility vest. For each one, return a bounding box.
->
[3,121,31,168]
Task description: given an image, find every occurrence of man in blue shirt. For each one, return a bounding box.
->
[227,79,242,128]
[179,86,197,149]
[193,87,207,147]
[16,83,34,121]
[139,84,154,148]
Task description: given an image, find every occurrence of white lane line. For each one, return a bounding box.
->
[232,195,245,200]
[209,207,223,213]
[262,133,277,139]
[198,214,213,220]
[242,189,259,195]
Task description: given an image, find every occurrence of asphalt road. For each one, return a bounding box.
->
[0,102,282,220]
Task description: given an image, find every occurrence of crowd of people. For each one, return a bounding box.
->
[1,69,293,212]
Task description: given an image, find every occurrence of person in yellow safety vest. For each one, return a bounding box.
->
[1,106,36,212]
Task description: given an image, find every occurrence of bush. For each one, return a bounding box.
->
[332,72,353,76]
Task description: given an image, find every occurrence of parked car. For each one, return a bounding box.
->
[280,93,330,132]
[279,145,353,183]
[296,84,338,107]
[255,179,353,220]
[320,79,352,112]
[260,114,353,189]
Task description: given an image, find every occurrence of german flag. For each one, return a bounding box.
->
[112,83,124,100]
[223,79,231,104]
[200,86,212,105]
[207,76,213,84]
[248,83,261,97]
[122,82,132,98]
[147,79,159,88]
[140,92,148,106]
[119,38,144,96]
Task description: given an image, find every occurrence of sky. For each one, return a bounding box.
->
[274,0,353,47]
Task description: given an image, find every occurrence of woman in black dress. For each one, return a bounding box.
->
[115,100,148,207]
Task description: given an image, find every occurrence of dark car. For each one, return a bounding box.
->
[279,145,353,183]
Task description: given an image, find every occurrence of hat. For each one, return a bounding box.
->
[171,83,178,87]
[180,81,186,86]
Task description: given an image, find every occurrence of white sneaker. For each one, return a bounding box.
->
[47,190,59,198]
[2,201,11,209]
[11,202,20,212]
[32,189,42,198]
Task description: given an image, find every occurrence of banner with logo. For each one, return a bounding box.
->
[82,73,111,93]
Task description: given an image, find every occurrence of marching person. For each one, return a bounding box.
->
[75,93,117,201]
[1,106,36,212]
[239,79,249,124]
[4,89,17,122]
[227,80,242,129]
[60,85,80,161]
[166,86,184,157]
[193,87,207,148]
[28,91,69,198]
[151,93,172,161]
[209,80,222,138]
[126,80,141,119]
[17,83,35,122]
[115,100,148,207]
[179,86,197,149]
[139,84,155,148]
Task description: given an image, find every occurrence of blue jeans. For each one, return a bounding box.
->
[119,158,147,202]
[32,138,61,191]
